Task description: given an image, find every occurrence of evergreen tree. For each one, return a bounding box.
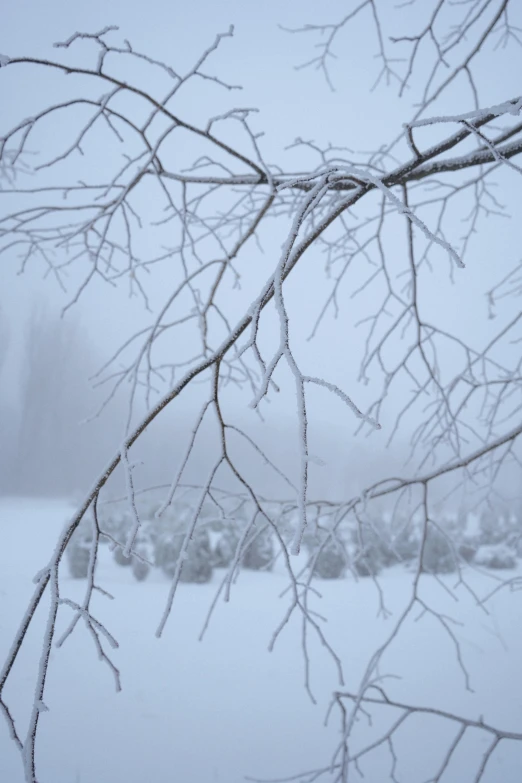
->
[421,528,456,574]
[66,523,92,579]
[132,552,151,582]
[156,525,213,583]
[213,528,240,568]
[242,529,274,571]
[312,542,346,580]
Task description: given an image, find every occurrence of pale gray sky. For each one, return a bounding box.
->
[1,0,521,500]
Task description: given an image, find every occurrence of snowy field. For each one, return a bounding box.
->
[1,497,522,783]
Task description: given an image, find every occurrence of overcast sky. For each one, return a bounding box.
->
[1,0,521,501]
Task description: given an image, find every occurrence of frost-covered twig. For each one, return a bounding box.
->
[1,11,522,783]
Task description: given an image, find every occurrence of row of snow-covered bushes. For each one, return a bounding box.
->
[66,501,275,583]
[302,507,521,578]
[66,500,522,581]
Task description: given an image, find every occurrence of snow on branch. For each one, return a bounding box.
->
[1,9,522,783]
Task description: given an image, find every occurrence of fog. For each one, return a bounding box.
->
[0,303,413,501]
[1,0,520,505]
[1,4,522,782]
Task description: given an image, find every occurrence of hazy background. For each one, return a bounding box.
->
[1,7,522,782]
[1,0,521,504]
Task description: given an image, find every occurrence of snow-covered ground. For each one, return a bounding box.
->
[1,497,522,783]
